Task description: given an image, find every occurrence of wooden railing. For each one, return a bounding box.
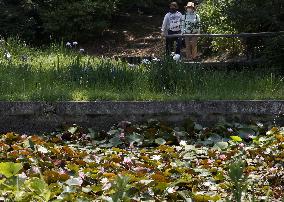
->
[166,31,284,38]
[166,31,284,62]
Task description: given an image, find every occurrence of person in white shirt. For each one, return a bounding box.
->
[181,2,201,60]
[161,2,183,56]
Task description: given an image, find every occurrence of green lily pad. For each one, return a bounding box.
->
[109,136,123,147]
[213,142,229,150]
[126,133,143,146]
[68,126,77,134]
[230,136,243,142]
[155,138,166,145]
[0,162,23,178]
[237,128,256,139]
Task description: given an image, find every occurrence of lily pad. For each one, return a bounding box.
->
[68,126,78,134]
[155,138,167,145]
[109,136,123,147]
[230,136,243,142]
[126,133,143,146]
[0,162,23,178]
[237,128,256,139]
[213,142,229,150]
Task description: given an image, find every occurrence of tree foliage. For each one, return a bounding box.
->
[0,0,118,42]
[198,0,283,61]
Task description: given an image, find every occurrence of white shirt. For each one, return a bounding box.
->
[161,11,183,34]
[181,12,201,34]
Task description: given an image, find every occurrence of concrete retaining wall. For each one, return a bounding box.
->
[0,101,283,133]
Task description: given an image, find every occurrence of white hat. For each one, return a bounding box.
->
[185,2,195,9]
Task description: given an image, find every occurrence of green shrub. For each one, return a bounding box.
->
[0,0,117,42]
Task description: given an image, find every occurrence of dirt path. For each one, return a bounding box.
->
[83,14,250,63]
[84,14,165,58]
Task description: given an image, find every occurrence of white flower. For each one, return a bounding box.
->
[139,180,153,185]
[256,122,264,128]
[78,171,85,179]
[157,164,164,169]
[102,183,112,191]
[82,186,92,193]
[63,185,74,193]
[128,63,136,67]
[31,166,41,174]
[59,168,66,175]
[151,155,161,161]
[37,145,49,153]
[79,48,85,53]
[0,39,5,45]
[21,134,28,139]
[102,196,112,201]
[18,172,27,180]
[73,41,78,46]
[99,167,105,173]
[101,177,109,184]
[152,57,160,62]
[100,177,109,184]
[148,188,154,196]
[29,158,36,163]
[66,42,72,47]
[141,59,151,64]
[173,54,180,61]
[203,181,212,187]
[65,177,83,186]
[179,140,187,146]
[123,157,132,164]
[227,128,233,132]
[56,195,64,200]
[269,167,278,173]
[166,187,176,194]
[4,52,11,60]
[175,146,183,151]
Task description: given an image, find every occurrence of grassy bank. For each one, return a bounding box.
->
[0,38,283,101]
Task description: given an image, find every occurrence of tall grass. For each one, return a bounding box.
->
[0,38,283,101]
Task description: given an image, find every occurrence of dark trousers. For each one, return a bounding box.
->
[166,30,182,55]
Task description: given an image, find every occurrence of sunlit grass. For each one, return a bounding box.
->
[0,37,283,101]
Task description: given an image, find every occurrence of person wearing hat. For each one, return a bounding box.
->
[161,2,183,56]
[181,2,201,60]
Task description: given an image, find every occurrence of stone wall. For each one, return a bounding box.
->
[0,101,283,133]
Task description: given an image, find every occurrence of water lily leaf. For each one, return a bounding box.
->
[237,128,255,139]
[183,152,195,160]
[126,133,143,146]
[184,145,196,151]
[155,138,166,145]
[28,177,51,200]
[193,194,221,202]
[67,163,80,172]
[37,145,49,153]
[214,171,225,181]
[23,139,35,150]
[65,177,83,186]
[108,130,119,136]
[230,136,243,142]
[109,136,123,147]
[213,142,228,150]
[194,123,203,131]
[207,134,223,143]
[68,126,77,134]
[0,162,23,178]
[178,191,193,202]
[88,128,99,139]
